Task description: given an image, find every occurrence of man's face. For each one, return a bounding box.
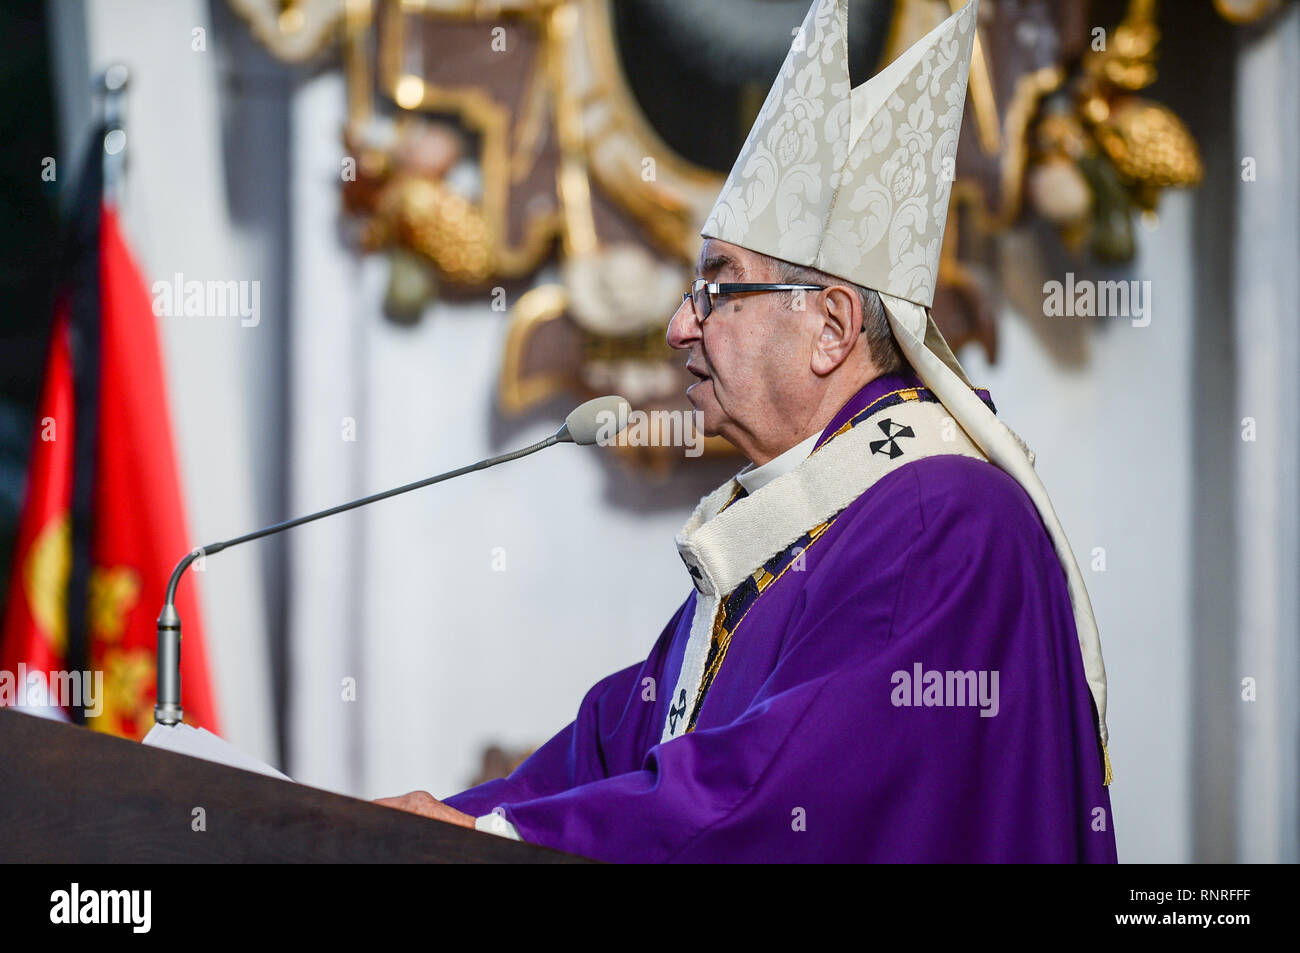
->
[666,239,813,457]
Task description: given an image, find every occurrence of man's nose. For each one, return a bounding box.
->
[666,296,700,351]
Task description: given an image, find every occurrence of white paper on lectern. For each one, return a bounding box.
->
[142,723,293,782]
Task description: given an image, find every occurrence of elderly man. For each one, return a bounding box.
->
[378,0,1116,863]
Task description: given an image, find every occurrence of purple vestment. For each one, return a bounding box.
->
[446,372,1118,863]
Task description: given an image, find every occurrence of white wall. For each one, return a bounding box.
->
[962,199,1196,863]
[1232,4,1300,863]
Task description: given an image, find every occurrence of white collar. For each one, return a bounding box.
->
[736,431,822,495]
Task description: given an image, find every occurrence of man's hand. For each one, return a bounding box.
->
[373,790,476,828]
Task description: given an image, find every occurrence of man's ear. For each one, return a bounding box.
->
[811,286,862,376]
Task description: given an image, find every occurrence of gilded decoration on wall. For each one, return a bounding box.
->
[1213,0,1286,24]
[232,0,1223,463]
[227,0,346,62]
[1023,0,1204,263]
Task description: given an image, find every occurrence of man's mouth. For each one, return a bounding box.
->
[686,363,710,382]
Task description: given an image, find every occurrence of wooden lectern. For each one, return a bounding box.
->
[0,710,588,863]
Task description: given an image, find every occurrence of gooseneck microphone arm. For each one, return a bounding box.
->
[160,432,562,616]
[154,426,572,722]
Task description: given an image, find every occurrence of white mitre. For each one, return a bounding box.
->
[702,0,1112,772]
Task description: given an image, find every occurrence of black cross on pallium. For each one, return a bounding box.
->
[668,688,688,734]
[869,418,915,459]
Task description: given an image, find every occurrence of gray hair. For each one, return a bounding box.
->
[774,260,907,375]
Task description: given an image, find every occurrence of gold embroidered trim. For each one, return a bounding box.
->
[815,386,933,451]
[689,525,841,731]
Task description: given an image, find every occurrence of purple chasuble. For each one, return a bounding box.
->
[446,372,1118,863]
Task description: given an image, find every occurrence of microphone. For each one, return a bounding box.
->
[154,395,631,727]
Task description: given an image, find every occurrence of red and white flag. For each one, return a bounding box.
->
[1,201,219,739]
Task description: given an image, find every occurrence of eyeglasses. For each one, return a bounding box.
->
[682,279,826,321]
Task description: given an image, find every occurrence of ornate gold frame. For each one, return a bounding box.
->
[956,66,1068,232]
[226,0,346,63]
[498,283,573,413]
[570,0,726,262]
[370,0,561,276]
